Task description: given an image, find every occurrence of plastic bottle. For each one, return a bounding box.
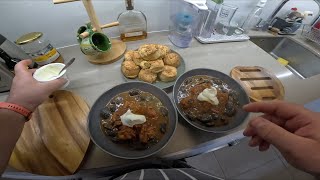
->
[241,0,267,33]
[168,13,194,48]
[285,7,298,18]
[198,0,224,38]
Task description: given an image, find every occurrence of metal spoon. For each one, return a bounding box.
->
[58,58,75,75]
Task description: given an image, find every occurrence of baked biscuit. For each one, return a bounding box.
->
[138,44,162,61]
[124,50,135,61]
[121,60,140,79]
[138,69,157,83]
[159,65,177,82]
[139,61,151,69]
[157,45,171,57]
[132,51,144,66]
[163,53,180,67]
[149,59,165,73]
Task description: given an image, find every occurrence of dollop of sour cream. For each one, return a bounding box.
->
[120,109,146,127]
[197,87,219,105]
[34,65,64,81]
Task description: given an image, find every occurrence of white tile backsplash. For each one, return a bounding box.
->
[0,0,319,48]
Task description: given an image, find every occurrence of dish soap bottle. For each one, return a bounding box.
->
[241,0,267,33]
[118,0,147,42]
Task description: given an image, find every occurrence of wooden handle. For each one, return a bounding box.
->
[79,22,120,38]
[53,0,80,4]
[82,0,102,33]
[101,21,119,29]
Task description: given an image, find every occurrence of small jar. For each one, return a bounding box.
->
[15,32,64,66]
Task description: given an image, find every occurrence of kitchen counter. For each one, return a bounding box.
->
[2,31,320,177]
[248,30,320,104]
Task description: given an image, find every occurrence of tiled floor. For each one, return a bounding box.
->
[186,138,317,180]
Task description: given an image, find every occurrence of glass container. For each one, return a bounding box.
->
[118,0,147,42]
[213,4,238,35]
[15,32,64,66]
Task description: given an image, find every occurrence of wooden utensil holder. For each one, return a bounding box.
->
[53,0,126,64]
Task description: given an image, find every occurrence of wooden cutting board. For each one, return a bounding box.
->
[9,90,90,176]
[230,66,285,102]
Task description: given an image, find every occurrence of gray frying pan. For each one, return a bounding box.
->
[88,82,177,159]
[173,68,250,133]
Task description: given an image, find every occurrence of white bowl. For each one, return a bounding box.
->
[33,63,69,88]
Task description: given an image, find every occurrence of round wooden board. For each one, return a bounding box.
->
[87,39,126,65]
[230,66,285,102]
[9,90,90,176]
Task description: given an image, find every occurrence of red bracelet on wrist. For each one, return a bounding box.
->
[0,102,32,121]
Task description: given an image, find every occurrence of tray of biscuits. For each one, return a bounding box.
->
[121,44,185,90]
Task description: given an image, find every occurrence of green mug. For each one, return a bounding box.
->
[76,23,95,43]
[77,26,88,43]
[80,32,112,56]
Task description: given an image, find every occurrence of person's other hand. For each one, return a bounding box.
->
[243,101,320,174]
[6,60,67,111]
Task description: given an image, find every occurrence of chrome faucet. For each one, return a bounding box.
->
[258,0,320,30]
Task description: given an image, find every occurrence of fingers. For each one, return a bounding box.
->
[42,78,67,92]
[243,115,285,137]
[247,134,270,152]
[249,136,263,147]
[261,114,286,127]
[284,117,312,133]
[243,125,255,136]
[259,141,270,151]
[248,116,300,153]
[244,113,304,138]
[28,69,37,74]
[14,60,32,75]
[243,101,305,120]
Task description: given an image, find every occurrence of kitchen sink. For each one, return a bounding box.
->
[250,36,320,79]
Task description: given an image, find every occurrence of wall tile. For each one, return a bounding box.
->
[231,159,291,180]
[287,164,318,180]
[186,151,225,178]
[0,0,318,47]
